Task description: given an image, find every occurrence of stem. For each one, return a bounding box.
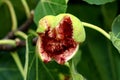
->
[21,0,30,18]
[0,40,16,46]
[0,39,25,79]
[11,51,25,78]
[15,31,27,39]
[24,39,28,80]
[2,1,25,79]
[28,29,38,36]
[14,31,27,80]
[82,22,110,40]
[2,0,17,31]
[14,30,27,80]
[36,54,38,80]
[65,62,75,80]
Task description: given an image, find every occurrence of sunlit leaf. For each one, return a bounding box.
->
[66,0,69,3]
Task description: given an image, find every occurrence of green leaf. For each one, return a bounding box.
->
[0,0,28,38]
[110,32,120,53]
[113,49,120,80]
[68,50,85,80]
[0,0,2,7]
[110,15,120,53]
[79,29,117,80]
[67,3,119,80]
[72,50,82,67]
[34,0,68,25]
[66,0,69,3]
[83,0,115,5]
[101,2,118,29]
[112,15,120,37]
[26,35,55,80]
[87,35,116,80]
[26,35,70,80]
[0,53,22,80]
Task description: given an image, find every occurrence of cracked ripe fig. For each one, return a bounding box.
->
[36,13,86,64]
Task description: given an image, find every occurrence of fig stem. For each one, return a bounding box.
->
[11,51,25,78]
[28,29,38,36]
[21,0,30,18]
[82,22,110,40]
[2,0,17,31]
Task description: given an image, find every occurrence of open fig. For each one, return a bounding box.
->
[36,14,85,64]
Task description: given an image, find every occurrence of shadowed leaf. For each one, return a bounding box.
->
[111,15,120,53]
[34,0,68,25]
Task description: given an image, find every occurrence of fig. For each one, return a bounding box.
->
[36,13,85,64]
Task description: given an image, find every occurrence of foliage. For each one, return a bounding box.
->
[0,0,120,80]
[111,15,120,53]
[83,0,115,5]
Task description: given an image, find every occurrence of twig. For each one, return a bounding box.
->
[4,11,34,39]
[2,0,17,31]
[0,11,35,51]
[11,51,25,78]
[0,40,25,51]
[21,0,30,18]
[0,37,37,51]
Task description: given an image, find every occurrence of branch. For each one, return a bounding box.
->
[0,40,25,51]
[0,37,37,51]
[0,37,38,51]
[0,11,36,51]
